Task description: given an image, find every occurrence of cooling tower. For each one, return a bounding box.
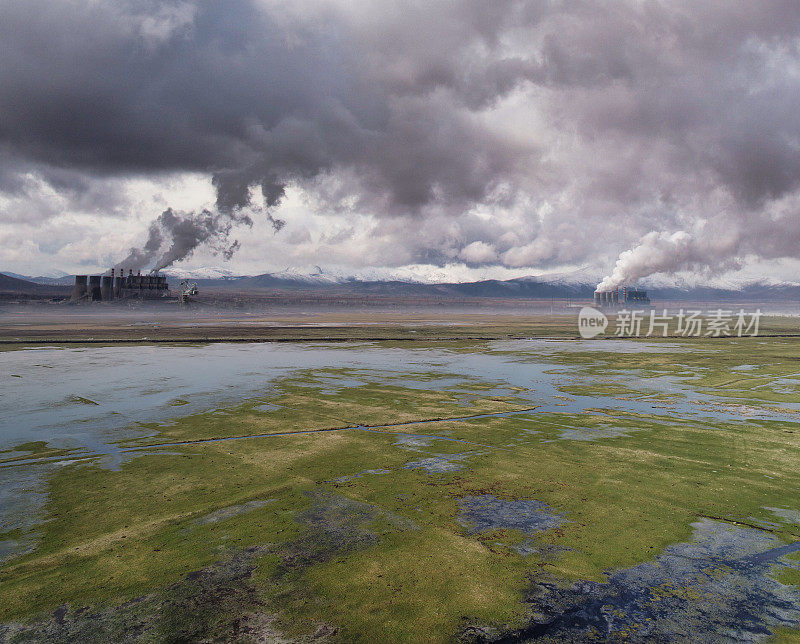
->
[89,275,102,301]
[100,275,114,301]
[70,275,88,301]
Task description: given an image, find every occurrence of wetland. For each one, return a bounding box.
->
[1,336,799,641]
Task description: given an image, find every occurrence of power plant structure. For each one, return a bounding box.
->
[593,286,650,308]
[179,279,199,305]
[70,269,169,303]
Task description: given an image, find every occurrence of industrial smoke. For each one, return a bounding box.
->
[595,221,772,293]
[116,208,255,272]
[596,231,701,292]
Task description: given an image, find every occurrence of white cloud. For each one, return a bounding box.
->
[458,241,498,264]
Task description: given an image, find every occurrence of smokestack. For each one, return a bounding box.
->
[612,289,619,305]
[594,291,601,307]
[101,275,114,301]
[88,275,102,301]
[70,275,88,302]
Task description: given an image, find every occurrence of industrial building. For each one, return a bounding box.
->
[593,286,650,308]
[70,269,169,302]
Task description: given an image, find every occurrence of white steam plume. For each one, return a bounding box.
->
[595,230,739,292]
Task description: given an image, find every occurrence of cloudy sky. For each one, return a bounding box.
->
[2,0,800,285]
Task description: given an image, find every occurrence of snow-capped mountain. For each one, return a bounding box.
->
[159,267,243,280]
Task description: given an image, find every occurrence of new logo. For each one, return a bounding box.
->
[578,307,608,339]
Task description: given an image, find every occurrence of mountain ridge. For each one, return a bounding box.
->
[3,270,800,302]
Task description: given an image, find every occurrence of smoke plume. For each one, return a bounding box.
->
[115,220,164,272]
[597,199,800,290]
[598,232,726,291]
[115,208,248,272]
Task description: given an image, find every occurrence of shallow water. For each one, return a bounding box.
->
[3,340,795,458]
[458,495,565,535]
[403,452,475,473]
[517,519,800,642]
[2,339,798,551]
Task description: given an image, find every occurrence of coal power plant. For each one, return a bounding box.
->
[593,287,651,308]
[70,269,169,303]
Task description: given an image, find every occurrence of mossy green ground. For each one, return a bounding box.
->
[2,336,800,641]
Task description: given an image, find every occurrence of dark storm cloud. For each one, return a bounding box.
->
[0,2,350,180]
[2,0,800,278]
[0,0,553,215]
